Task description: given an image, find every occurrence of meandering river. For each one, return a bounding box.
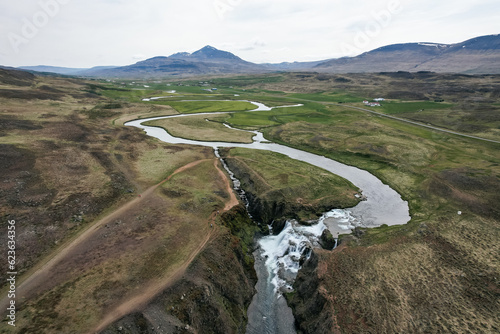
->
[125,101,411,334]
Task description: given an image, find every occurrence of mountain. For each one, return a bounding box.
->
[88,46,266,78]
[186,45,243,61]
[262,60,329,71]
[83,35,500,77]
[78,66,120,76]
[14,34,500,77]
[315,34,500,74]
[19,65,88,75]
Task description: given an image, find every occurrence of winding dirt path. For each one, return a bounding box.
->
[214,158,240,211]
[91,158,240,333]
[0,159,210,316]
[0,153,241,333]
[91,226,214,333]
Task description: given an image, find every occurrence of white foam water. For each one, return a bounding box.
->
[259,220,320,293]
[258,208,360,295]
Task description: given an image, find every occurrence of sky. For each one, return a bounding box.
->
[1,0,499,68]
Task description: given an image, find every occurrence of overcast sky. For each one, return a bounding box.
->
[1,0,499,68]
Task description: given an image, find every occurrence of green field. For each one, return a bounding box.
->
[152,100,257,113]
[380,101,453,114]
[217,102,332,129]
[223,147,360,222]
[289,92,362,103]
[145,114,254,143]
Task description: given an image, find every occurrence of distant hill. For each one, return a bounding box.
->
[19,66,88,75]
[315,34,500,74]
[19,65,118,76]
[87,46,266,78]
[262,60,328,71]
[0,67,35,86]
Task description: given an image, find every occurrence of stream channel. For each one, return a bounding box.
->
[126,101,411,334]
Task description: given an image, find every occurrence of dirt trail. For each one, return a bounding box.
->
[0,157,241,332]
[0,159,210,314]
[91,159,240,333]
[214,158,240,211]
[91,226,213,333]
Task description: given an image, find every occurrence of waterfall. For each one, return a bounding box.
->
[214,148,251,213]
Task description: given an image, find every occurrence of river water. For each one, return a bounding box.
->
[125,101,411,333]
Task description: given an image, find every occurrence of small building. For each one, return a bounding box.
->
[364,102,381,107]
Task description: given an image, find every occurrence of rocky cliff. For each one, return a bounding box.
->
[223,156,348,234]
[286,250,341,334]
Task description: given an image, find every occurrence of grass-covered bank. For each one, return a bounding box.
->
[144,114,254,143]
[263,105,500,226]
[221,148,360,226]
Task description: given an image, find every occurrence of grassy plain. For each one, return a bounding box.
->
[145,114,254,143]
[223,148,360,222]
[151,100,256,113]
[379,100,453,114]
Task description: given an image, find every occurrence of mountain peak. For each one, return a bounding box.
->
[169,52,191,59]
[166,45,241,62]
[191,45,241,61]
[199,45,218,51]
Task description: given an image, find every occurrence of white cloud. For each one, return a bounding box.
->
[0,0,498,67]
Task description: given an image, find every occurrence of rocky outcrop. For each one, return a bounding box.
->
[224,158,333,234]
[244,191,291,233]
[285,251,339,334]
[319,229,337,250]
